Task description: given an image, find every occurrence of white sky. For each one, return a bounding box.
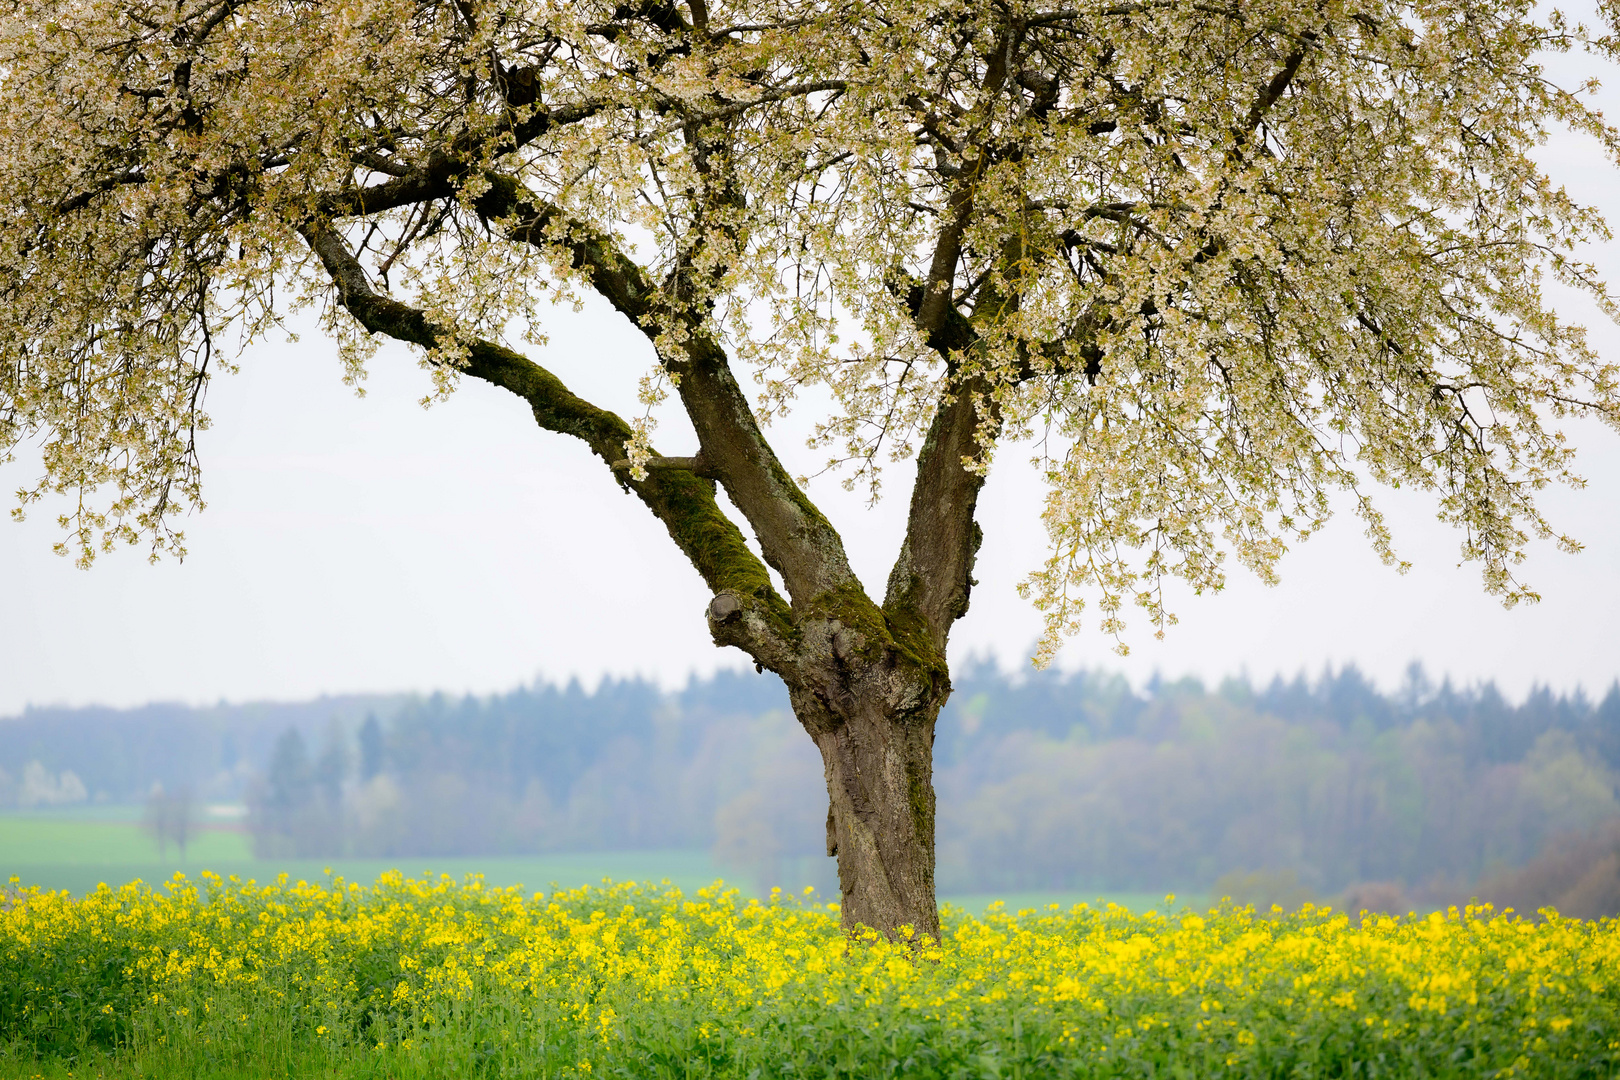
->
[6,34,1620,716]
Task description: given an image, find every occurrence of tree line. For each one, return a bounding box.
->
[245,663,1620,910]
[5,663,1617,912]
[932,664,1620,912]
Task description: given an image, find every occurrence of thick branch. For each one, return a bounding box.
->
[883,382,991,652]
[318,101,603,219]
[884,261,1009,648]
[886,102,1041,651]
[901,278,979,360]
[475,173,861,607]
[912,26,1017,339]
[299,219,797,667]
[1240,34,1316,140]
[610,454,716,477]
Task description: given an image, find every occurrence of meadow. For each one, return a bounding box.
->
[0,813,723,902]
[0,812,1195,915]
[1,870,1615,1080]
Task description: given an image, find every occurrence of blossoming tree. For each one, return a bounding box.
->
[5,0,1620,936]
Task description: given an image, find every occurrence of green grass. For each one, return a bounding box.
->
[0,812,758,902]
[0,816,252,864]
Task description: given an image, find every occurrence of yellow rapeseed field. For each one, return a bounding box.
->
[2,871,1616,1078]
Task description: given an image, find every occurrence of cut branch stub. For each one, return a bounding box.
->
[707,591,743,623]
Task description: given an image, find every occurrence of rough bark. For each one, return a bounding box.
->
[709,585,948,939]
[802,667,943,941]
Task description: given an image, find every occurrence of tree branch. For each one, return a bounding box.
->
[609,454,716,477]
[1240,33,1316,140]
[882,380,991,652]
[474,173,862,607]
[882,258,1012,649]
[318,100,604,220]
[911,25,1018,345]
[298,218,798,668]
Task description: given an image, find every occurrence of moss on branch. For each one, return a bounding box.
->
[301,219,794,657]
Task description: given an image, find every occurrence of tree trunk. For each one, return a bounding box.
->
[779,629,947,941]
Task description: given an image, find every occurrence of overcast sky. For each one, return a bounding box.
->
[6,39,1620,717]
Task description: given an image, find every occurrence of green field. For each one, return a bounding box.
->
[0,812,1200,913]
[1,814,737,899]
[0,814,253,864]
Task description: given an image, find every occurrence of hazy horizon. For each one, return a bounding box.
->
[7,651,1619,718]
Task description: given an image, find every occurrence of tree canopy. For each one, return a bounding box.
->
[7,0,1620,645]
[6,0,1620,934]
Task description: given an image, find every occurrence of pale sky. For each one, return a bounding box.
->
[6,39,1620,717]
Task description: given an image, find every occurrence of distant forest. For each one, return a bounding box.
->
[4,662,1618,913]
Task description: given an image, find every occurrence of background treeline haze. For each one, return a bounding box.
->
[4,662,1618,915]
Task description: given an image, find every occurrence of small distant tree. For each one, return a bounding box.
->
[315,721,352,809]
[6,0,1620,936]
[358,714,385,783]
[141,784,196,860]
[250,726,318,855]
